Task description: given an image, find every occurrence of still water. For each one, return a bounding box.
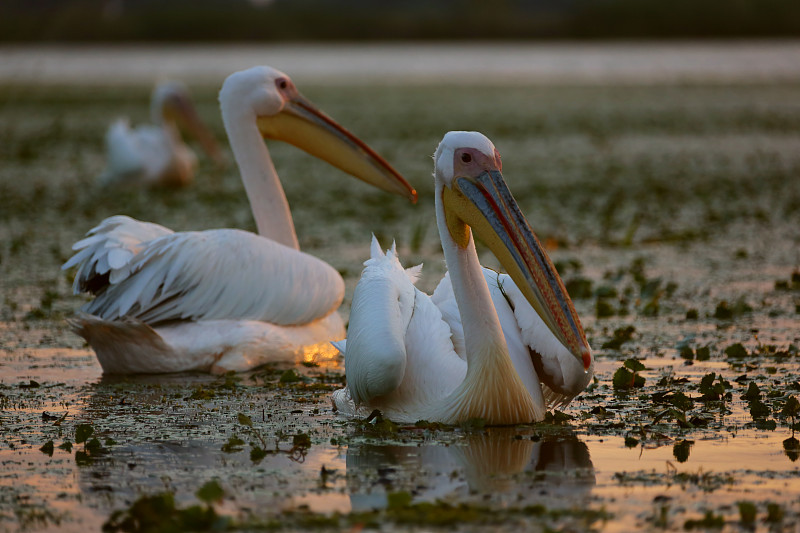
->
[2,41,800,86]
[2,344,798,531]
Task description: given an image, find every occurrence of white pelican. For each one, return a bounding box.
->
[332,131,593,425]
[98,81,223,187]
[64,66,417,374]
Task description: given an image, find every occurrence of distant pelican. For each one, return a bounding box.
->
[98,81,223,187]
[332,131,592,425]
[64,66,416,374]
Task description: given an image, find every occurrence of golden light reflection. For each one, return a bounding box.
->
[298,342,342,370]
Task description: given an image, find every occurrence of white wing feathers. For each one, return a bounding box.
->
[340,237,460,417]
[344,238,416,404]
[63,215,173,293]
[495,272,593,407]
[63,217,344,327]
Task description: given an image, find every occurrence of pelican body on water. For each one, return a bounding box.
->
[333,131,593,425]
[98,81,223,187]
[64,66,416,374]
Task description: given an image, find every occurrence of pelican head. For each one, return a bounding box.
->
[434,131,592,371]
[219,66,416,202]
[152,81,223,166]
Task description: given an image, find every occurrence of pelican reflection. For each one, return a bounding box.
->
[345,428,595,511]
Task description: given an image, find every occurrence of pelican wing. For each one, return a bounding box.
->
[493,272,593,407]
[63,215,174,294]
[65,221,343,327]
[342,238,463,416]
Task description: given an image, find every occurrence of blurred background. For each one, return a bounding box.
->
[2,0,800,42]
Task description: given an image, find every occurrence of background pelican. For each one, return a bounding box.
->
[63,66,417,374]
[98,81,223,187]
[332,131,592,425]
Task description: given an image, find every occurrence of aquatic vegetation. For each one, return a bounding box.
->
[2,77,800,532]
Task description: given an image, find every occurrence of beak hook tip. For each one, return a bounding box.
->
[582,349,592,371]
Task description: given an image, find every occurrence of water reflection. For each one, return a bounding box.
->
[346,429,595,511]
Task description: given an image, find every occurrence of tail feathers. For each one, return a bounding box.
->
[68,312,182,374]
[331,339,346,355]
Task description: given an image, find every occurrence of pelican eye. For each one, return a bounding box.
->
[277,79,288,90]
[461,153,472,163]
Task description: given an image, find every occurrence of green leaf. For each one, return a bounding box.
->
[725,343,748,358]
[221,435,245,453]
[623,358,646,372]
[781,396,800,418]
[595,299,615,318]
[196,480,224,503]
[58,441,73,453]
[279,369,301,383]
[250,447,267,463]
[387,491,412,510]
[39,440,54,457]
[695,345,711,360]
[75,424,94,444]
[749,400,771,419]
[673,440,693,463]
[602,326,635,350]
[738,501,757,525]
[670,391,694,412]
[613,367,633,390]
[237,413,253,427]
[292,433,311,449]
[741,382,761,402]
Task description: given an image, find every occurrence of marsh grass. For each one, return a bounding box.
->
[2,80,800,531]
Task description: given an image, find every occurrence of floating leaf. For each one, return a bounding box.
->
[695,346,710,361]
[596,299,615,318]
[237,413,253,427]
[39,440,54,457]
[741,382,761,402]
[737,501,757,525]
[75,424,94,444]
[221,435,245,453]
[624,435,639,448]
[387,491,412,510]
[780,396,800,419]
[250,447,267,463]
[725,343,748,358]
[565,277,593,299]
[279,369,301,383]
[602,326,635,350]
[292,433,311,449]
[612,367,645,390]
[766,503,784,523]
[749,400,771,419]
[673,440,693,463]
[624,358,646,372]
[670,391,694,412]
[782,437,799,462]
[196,480,224,503]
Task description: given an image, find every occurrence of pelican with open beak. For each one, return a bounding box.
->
[332,131,592,425]
[98,81,224,187]
[64,66,416,374]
